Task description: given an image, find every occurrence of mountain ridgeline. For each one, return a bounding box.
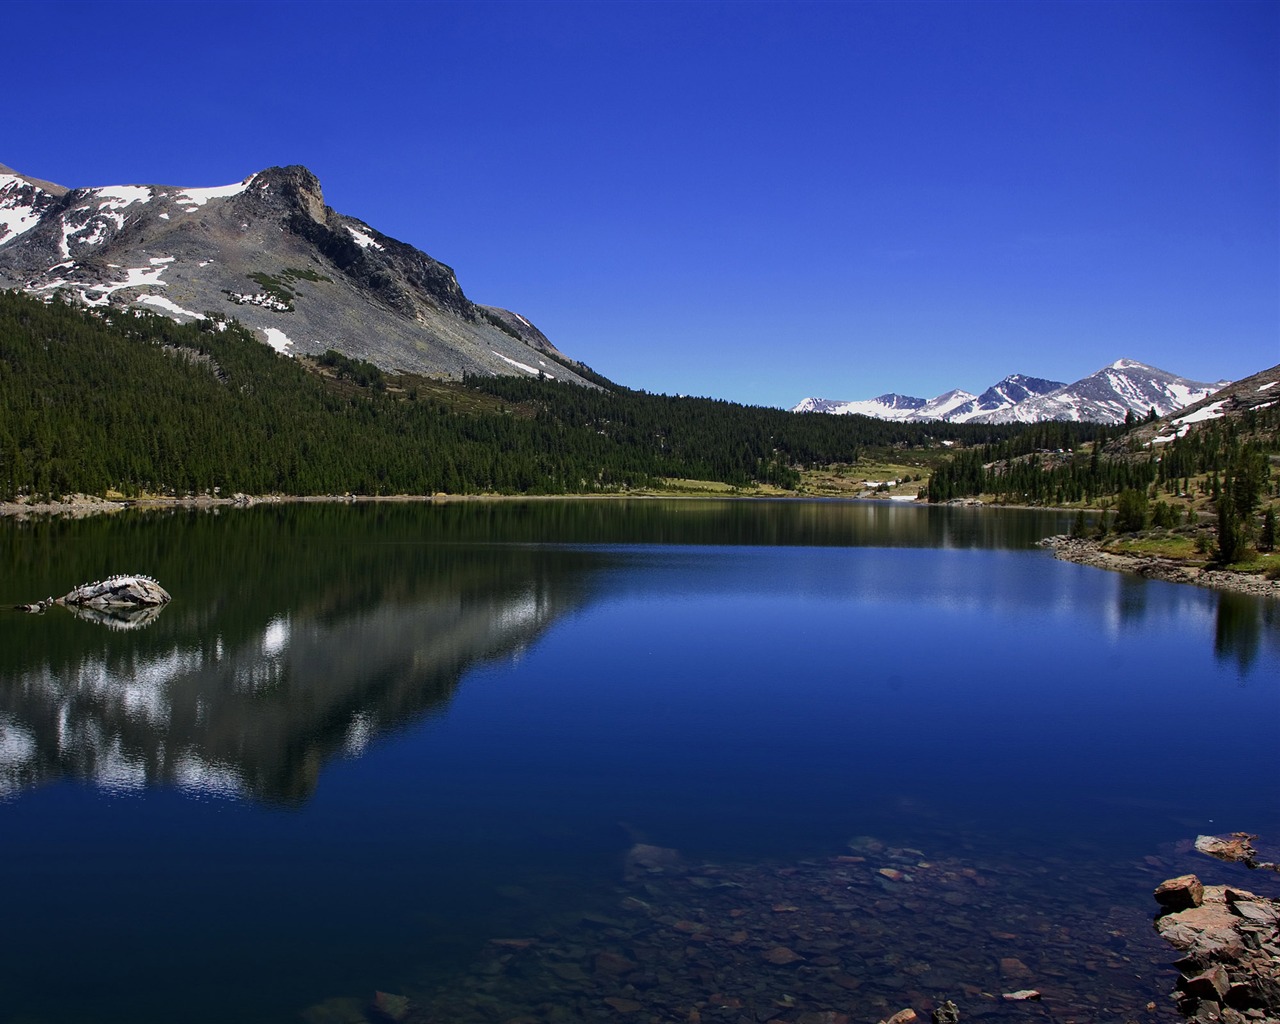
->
[0,162,599,386]
[0,292,1045,500]
[796,360,1227,425]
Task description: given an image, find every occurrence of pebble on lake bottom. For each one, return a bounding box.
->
[298,831,1243,1024]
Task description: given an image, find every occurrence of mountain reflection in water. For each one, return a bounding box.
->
[1,546,591,802]
[1,500,1276,807]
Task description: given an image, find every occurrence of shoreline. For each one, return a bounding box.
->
[0,489,895,518]
[6,495,1277,599]
[0,491,676,518]
[1042,535,1280,599]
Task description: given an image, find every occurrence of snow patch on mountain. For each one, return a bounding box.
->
[33,260,175,309]
[139,295,200,319]
[0,175,48,241]
[94,186,153,210]
[1172,400,1228,427]
[261,328,294,355]
[347,224,383,251]
[175,176,255,210]
[493,351,554,378]
[918,389,977,420]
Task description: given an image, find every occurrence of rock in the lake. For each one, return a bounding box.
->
[1001,990,1041,1002]
[594,950,636,976]
[58,574,171,609]
[1195,832,1280,873]
[1195,833,1256,864]
[300,996,370,1024]
[624,843,683,876]
[881,1010,918,1024]
[1155,875,1205,911]
[930,1001,960,1024]
[372,990,411,1022]
[998,956,1033,981]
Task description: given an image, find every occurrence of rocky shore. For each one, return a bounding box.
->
[1042,536,1280,599]
[1153,876,1280,1022]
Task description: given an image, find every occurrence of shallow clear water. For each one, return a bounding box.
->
[0,500,1276,1024]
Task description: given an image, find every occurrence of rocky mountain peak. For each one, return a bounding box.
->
[255,164,327,223]
[0,159,599,386]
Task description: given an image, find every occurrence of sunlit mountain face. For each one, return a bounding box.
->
[0,162,595,385]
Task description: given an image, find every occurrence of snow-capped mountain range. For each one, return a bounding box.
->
[0,162,596,384]
[793,360,1229,426]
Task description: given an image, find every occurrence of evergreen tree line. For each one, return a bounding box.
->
[0,290,1044,501]
[925,444,1162,504]
[0,293,647,498]
[464,374,1037,487]
[0,292,1035,500]
[927,406,1279,508]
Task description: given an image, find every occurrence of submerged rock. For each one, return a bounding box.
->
[1195,832,1280,873]
[299,997,368,1024]
[372,991,411,1022]
[58,574,171,609]
[624,842,683,877]
[930,1001,960,1024]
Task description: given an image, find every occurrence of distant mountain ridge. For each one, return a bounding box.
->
[794,360,1228,425]
[0,162,598,385]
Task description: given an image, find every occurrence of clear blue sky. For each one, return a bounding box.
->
[5,0,1276,407]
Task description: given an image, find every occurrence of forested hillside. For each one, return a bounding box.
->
[925,390,1280,565]
[0,292,1030,501]
[926,402,1280,506]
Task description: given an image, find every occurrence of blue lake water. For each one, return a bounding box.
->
[0,500,1276,1024]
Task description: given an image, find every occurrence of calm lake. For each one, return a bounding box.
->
[0,499,1276,1024]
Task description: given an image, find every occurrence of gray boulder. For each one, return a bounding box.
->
[59,575,171,609]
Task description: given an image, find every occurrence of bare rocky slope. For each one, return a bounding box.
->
[0,162,598,385]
